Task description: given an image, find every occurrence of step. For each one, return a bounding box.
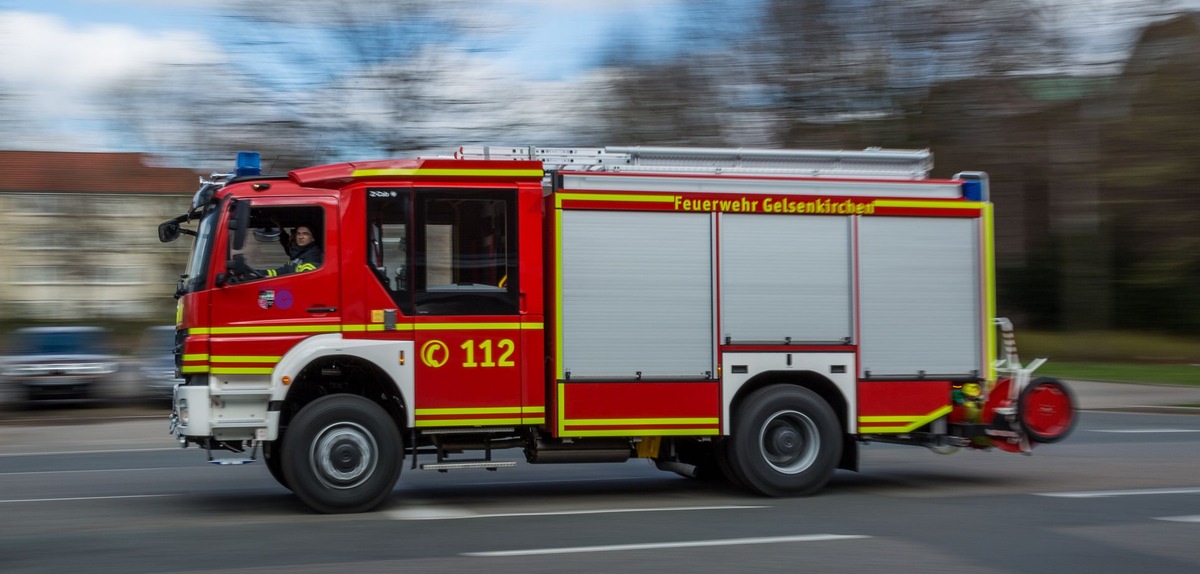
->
[420,461,517,471]
[208,458,256,465]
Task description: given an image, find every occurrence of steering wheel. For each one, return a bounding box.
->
[230,254,264,280]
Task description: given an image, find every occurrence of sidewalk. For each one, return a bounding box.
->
[1065,379,1200,414]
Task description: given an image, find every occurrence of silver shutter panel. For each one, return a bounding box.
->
[720,214,852,344]
[559,210,713,378]
[858,217,982,377]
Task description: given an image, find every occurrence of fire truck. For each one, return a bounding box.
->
[159,145,1076,513]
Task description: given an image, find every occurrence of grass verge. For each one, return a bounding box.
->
[1035,362,1200,387]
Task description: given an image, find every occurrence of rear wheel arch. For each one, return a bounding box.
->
[731,370,849,434]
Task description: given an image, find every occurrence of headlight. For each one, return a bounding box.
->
[178,398,190,424]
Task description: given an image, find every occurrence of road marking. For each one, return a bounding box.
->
[389,504,768,521]
[1089,429,1200,434]
[0,447,181,457]
[0,494,178,504]
[1036,487,1200,498]
[462,534,870,557]
[0,467,181,477]
[1156,516,1200,523]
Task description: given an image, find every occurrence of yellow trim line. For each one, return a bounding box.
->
[858,406,953,434]
[563,417,719,426]
[353,168,543,178]
[415,406,545,416]
[555,192,677,207]
[191,323,543,335]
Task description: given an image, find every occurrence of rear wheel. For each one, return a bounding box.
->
[729,385,841,496]
[281,395,403,513]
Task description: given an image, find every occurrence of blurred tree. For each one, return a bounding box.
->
[1101,13,1200,333]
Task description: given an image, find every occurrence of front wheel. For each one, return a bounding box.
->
[262,439,290,491]
[729,385,842,497]
[281,395,403,513]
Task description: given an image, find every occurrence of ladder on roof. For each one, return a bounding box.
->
[453,145,933,179]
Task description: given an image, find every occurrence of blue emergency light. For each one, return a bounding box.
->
[962,180,983,201]
[236,151,262,176]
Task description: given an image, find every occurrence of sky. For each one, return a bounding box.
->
[1,0,1197,156]
[0,0,687,154]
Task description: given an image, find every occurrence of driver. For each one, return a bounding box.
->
[262,225,323,277]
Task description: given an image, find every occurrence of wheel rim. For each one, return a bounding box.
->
[1024,384,1073,438]
[758,409,820,474]
[309,422,378,490]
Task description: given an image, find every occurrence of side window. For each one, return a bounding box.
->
[366,189,412,314]
[366,188,517,316]
[231,205,325,280]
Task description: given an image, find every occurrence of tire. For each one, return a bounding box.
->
[729,385,842,497]
[1019,377,1077,444]
[281,395,403,513]
[262,439,290,491]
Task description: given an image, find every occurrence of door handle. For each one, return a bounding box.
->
[307,306,337,313]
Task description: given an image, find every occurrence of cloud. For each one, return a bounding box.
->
[0,11,223,144]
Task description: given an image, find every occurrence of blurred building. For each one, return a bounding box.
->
[0,152,199,322]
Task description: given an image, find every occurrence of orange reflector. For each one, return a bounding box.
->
[399,351,405,366]
[282,376,291,385]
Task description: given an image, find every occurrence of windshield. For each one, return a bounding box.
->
[182,205,219,294]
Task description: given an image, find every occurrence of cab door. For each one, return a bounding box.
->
[208,198,341,377]
[407,187,525,429]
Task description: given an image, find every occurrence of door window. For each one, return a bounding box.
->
[231,205,326,280]
[366,188,517,315]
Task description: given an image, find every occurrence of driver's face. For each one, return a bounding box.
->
[294,227,314,247]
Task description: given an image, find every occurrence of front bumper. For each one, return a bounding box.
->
[171,382,277,443]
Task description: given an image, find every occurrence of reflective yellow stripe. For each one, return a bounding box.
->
[983,203,997,382]
[416,407,523,416]
[413,418,523,427]
[353,168,543,178]
[182,353,209,361]
[522,406,545,414]
[180,365,209,374]
[522,417,546,425]
[555,209,565,381]
[211,367,274,375]
[565,429,720,437]
[872,199,986,210]
[858,406,952,434]
[208,325,342,334]
[295,263,316,272]
[555,192,676,208]
[414,322,536,331]
[266,269,277,277]
[199,322,543,336]
[563,417,719,426]
[210,355,281,363]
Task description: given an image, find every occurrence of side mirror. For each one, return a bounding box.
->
[228,200,251,251]
[158,220,181,243]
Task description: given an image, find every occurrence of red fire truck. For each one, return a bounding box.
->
[159,146,1076,513]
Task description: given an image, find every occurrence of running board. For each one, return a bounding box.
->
[420,461,517,471]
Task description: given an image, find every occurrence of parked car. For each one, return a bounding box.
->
[1,326,120,402]
[137,326,182,402]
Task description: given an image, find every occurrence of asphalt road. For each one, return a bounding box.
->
[1,403,1199,573]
